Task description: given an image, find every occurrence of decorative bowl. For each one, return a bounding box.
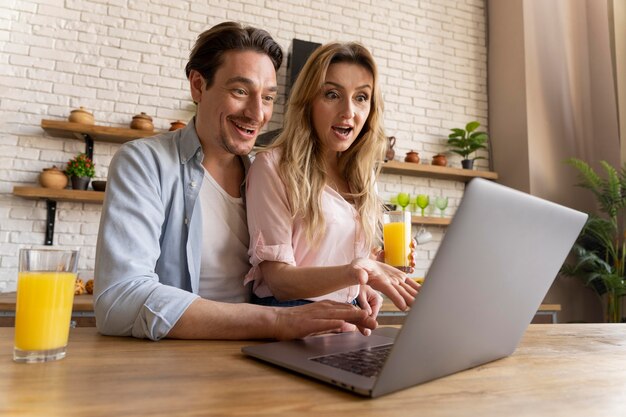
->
[432,153,448,167]
[169,120,186,131]
[68,107,95,125]
[404,150,420,164]
[91,180,107,192]
[130,112,154,131]
[39,166,68,189]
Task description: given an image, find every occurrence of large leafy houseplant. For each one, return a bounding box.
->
[447,121,488,169]
[561,158,626,322]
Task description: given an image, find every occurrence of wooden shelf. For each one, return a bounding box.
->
[12,186,104,204]
[381,160,498,182]
[12,185,105,245]
[411,215,450,226]
[41,119,157,144]
[23,119,152,246]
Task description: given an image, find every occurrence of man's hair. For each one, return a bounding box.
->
[185,21,283,88]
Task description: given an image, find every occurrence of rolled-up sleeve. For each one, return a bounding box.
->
[244,151,296,295]
[94,141,198,340]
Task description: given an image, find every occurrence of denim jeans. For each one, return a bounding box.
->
[250,294,313,307]
[250,293,359,307]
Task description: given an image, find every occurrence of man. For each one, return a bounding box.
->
[94,22,375,340]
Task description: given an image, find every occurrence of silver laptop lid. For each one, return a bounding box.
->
[372,178,587,397]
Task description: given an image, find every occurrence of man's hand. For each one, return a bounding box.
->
[272,300,376,340]
[355,285,383,336]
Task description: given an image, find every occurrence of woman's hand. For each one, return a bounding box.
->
[349,258,420,311]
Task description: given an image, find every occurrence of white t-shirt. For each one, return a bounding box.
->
[198,168,250,302]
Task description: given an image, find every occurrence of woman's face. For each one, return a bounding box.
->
[311,62,373,161]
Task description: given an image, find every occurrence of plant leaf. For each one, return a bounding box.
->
[465,121,480,133]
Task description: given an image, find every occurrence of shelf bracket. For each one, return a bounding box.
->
[45,199,57,246]
[82,134,94,160]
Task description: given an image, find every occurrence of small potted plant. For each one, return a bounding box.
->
[446,121,489,169]
[64,153,95,190]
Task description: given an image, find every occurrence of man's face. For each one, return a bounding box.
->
[191,50,278,156]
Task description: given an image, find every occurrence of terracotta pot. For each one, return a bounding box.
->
[169,120,186,131]
[404,150,420,164]
[385,136,396,161]
[39,166,68,189]
[130,112,154,131]
[432,153,447,167]
[68,107,95,125]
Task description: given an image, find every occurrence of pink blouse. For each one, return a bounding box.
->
[244,148,369,303]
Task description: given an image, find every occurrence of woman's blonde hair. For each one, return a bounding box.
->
[267,41,386,248]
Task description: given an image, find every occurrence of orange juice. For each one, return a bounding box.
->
[14,272,76,351]
[383,221,411,268]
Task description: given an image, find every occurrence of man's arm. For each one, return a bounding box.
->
[94,139,198,340]
[167,298,375,340]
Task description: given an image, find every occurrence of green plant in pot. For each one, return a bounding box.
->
[560,158,626,322]
[64,153,95,190]
[447,121,488,169]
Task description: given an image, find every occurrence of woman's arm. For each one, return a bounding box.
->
[259,261,356,300]
[260,258,420,310]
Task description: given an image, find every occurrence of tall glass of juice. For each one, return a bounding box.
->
[14,248,79,363]
[382,211,412,272]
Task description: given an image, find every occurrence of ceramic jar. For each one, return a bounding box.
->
[385,136,396,161]
[130,112,154,131]
[404,150,420,164]
[169,120,186,131]
[432,153,447,167]
[68,107,95,125]
[39,166,68,189]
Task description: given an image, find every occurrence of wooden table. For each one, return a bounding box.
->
[0,293,94,327]
[1,325,625,416]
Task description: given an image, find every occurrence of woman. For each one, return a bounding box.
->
[245,42,419,327]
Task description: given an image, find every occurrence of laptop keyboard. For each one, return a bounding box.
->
[311,344,392,378]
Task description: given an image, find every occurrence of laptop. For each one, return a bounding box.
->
[242,178,587,397]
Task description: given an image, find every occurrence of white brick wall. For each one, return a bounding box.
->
[0,0,487,290]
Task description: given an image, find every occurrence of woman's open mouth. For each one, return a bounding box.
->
[332,126,353,137]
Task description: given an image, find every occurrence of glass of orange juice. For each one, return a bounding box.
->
[14,248,79,363]
[382,211,412,272]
